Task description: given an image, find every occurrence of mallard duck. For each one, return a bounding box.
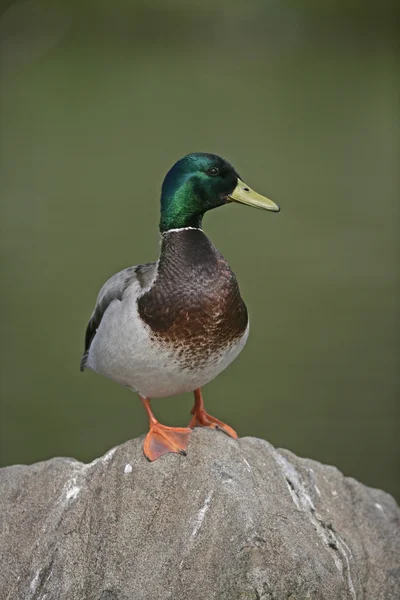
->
[81,153,279,461]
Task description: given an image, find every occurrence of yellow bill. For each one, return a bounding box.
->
[229,179,280,212]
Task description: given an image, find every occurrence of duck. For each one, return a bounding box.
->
[80,152,280,461]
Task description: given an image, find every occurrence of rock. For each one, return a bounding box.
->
[0,430,399,600]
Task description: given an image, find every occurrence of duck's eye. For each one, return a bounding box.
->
[207,167,219,177]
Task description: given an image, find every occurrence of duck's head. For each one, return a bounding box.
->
[160,152,279,232]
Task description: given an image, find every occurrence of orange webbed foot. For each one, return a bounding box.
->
[189,409,238,439]
[143,423,192,461]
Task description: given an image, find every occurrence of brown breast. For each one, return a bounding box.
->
[137,229,248,368]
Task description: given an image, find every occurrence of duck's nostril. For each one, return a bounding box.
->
[243,187,249,192]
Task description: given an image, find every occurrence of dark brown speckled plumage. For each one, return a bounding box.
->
[137,229,248,369]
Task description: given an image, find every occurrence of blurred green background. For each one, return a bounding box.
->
[0,1,398,500]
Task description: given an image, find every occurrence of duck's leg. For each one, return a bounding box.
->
[139,395,192,461]
[188,388,238,439]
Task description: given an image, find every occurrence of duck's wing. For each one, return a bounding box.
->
[80,262,157,371]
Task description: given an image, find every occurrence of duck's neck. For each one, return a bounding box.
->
[159,178,206,232]
[160,213,203,233]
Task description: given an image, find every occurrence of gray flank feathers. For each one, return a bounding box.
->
[80,262,157,371]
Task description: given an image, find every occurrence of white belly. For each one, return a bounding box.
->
[86,284,249,398]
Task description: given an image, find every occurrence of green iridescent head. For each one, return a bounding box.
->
[159,152,279,232]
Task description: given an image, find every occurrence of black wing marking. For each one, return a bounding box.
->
[80,262,156,371]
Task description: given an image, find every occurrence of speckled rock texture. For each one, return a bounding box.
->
[1,430,399,600]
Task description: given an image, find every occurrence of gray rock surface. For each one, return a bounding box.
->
[0,430,399,600]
